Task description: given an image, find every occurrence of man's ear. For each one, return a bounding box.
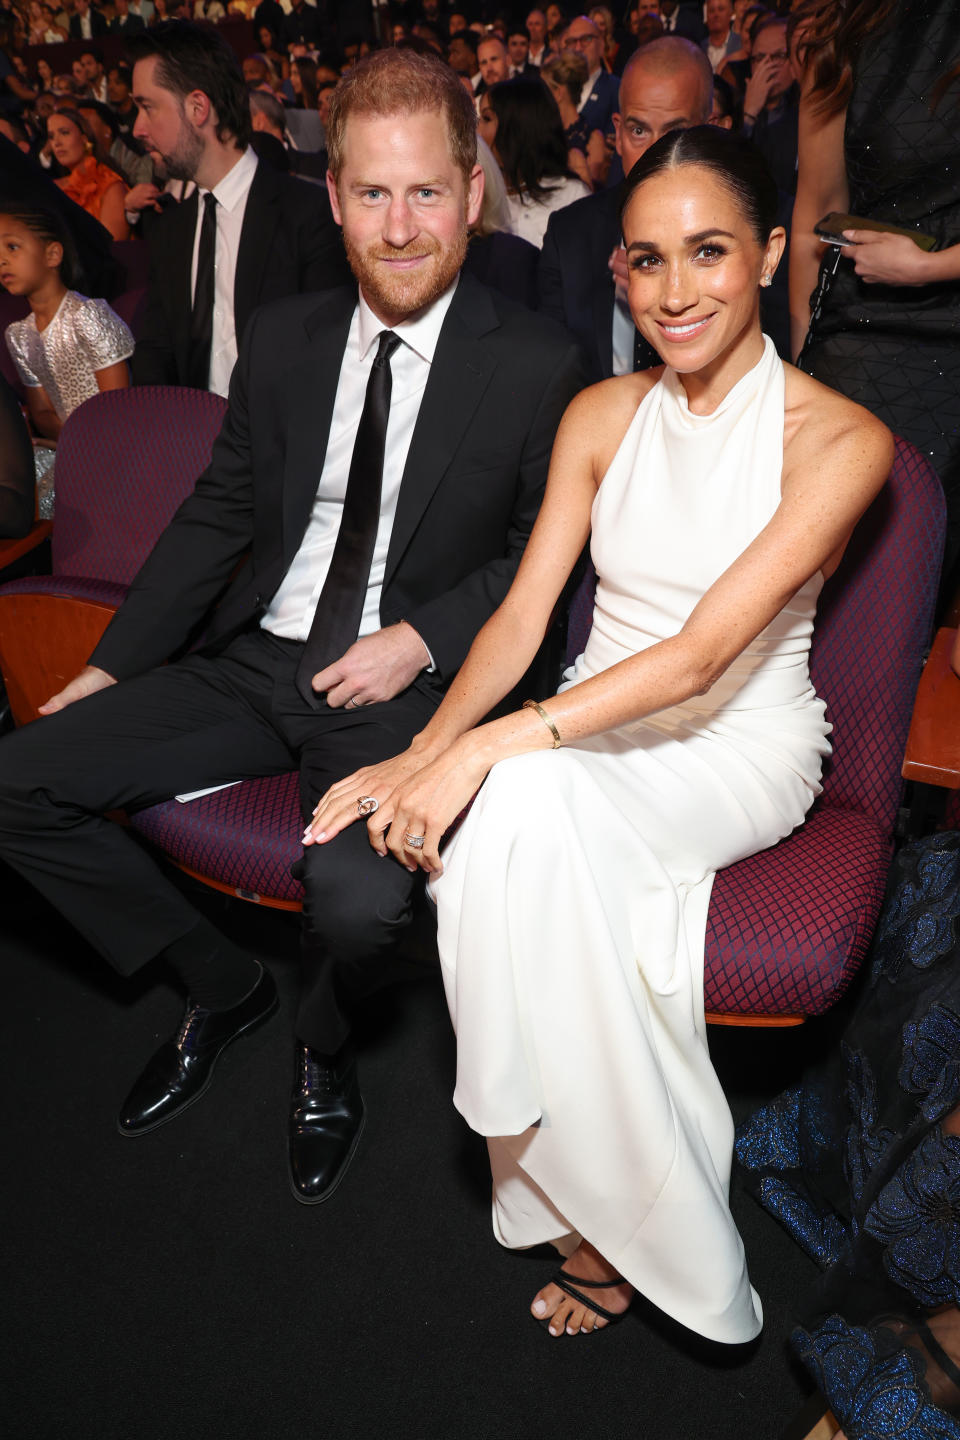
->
[185,87,213,129]
[465,162,484,229]
[326,171,342,226]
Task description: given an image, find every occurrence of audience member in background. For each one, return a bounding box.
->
[69,0,107,39]
[128,22,347,394]
[0,15,36,116]
[70,56,91,98]
[480,78,591,248]
[281,0,326,52]
[317,78,335,131]
[561,14,618,138]
[289,55,319,111]
[0,46,583,1213]
[48,107,130,240]
[463,132,540,308]
[701,0,740,70]
[193,0,227,21]
[0,201,132,441]
[719,2,770,93]
[77,98,154,187]
[542,51,605,189]
[539,37,712,381]
[588,4,624,73]
[476,34,509,94]
[506,27,532,76]
[739,15,797,194]
[790,0,960,605]
[256,24,288,79]
[447,29,481,93]
[110,0,147,33]
[656,0,705,40]
[106,64,138,135]
[709,68,739,128]
[79,48,107,103]
[526,7,551,66]
[249,87,325,183]
[35,57,55,90]
[546,4,567,33]
[0,371,36,540]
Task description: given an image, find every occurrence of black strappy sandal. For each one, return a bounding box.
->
[541,1269,631,1329]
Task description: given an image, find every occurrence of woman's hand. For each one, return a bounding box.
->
[842,230,937,286]
[303,746,435,848]
[374,737,493,877]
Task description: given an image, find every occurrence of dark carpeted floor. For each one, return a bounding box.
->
[3,861,836,1440]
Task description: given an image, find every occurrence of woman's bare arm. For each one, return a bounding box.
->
[94,359,130,393]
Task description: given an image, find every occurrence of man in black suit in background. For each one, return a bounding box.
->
[538,37,713,382]
[128,24,349,395]
[0,49,582,1208]
[69,0,108,39]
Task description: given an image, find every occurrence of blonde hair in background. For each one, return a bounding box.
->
[472,134,511,237]
[326,46,478,183]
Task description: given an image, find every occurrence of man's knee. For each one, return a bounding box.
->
[297,838,417,958]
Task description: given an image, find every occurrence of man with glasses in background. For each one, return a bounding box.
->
[562,14,618,138]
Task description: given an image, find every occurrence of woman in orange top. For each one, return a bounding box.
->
[47,109,129,242]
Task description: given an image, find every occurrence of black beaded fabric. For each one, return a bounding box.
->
[800,0,960,571]
[737,834,960,1435]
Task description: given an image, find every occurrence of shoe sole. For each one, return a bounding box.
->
[289,1105,366,1206]
[116,992,279,1138]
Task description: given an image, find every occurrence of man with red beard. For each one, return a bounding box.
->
[0,48,583,1205]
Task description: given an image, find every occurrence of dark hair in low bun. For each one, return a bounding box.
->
[620,125,779,245]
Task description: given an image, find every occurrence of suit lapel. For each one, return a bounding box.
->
[383,277,498,589]
[281,288,357,566]
[234,164,280,342]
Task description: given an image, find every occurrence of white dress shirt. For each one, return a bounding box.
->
[190,147,258,398]
[577,66,603,113]
[262,281,459,650]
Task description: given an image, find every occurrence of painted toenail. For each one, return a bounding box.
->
[533,1300,546,1316]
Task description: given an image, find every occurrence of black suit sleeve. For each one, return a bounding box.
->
[537,211,567,327]
[401,341,585,682]
[287,180,351,294]
[91,311,262,679]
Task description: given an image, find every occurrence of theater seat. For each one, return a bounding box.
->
[0,386,228,725]
[131,438,945,1028]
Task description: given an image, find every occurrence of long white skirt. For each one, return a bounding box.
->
[432,715,825,1344]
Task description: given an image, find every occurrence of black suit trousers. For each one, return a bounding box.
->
[0,630,438,1050]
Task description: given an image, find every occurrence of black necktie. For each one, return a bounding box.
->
[188,191,217,391]
[295,330,402,706]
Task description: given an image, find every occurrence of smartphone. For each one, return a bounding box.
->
[815,211,937,251]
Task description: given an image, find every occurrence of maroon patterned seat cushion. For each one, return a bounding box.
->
[703,807,891,1016]
[0,575,129,608]
[131,772,304,905]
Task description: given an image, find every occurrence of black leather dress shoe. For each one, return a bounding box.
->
[288,1041,364,1204]
[118,968,278,1136]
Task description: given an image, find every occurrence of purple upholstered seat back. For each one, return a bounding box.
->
[566,437,946,834]
[51,386,228,585]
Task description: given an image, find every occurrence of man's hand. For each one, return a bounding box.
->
[742,58,776,121]
[843,230,937,287]
[308,622,431,708]
[608,243,629,304]
[38,665,116,715]
[124,183,163,215]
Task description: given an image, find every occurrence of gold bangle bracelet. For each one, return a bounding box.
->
[523,698,562,749]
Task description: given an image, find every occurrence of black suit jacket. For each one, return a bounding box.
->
[539,185,627,384]
[131,159,351,387]
[69,10,108,36]
[93,277,585,687]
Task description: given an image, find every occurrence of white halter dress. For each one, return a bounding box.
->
[431,337,831,1343]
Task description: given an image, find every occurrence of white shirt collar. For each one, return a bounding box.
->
[586,65,602,91]
[202,146,258,213]
[356,277,459,366]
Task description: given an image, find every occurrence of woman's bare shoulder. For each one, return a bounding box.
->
[782,362,894,482]
[558,367,665,476]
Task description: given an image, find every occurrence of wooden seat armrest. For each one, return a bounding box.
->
[0,520,53,575]
[0,591,118,726]
[902,627,960,788]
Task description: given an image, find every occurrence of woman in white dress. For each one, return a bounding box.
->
[306,128,892,1343]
